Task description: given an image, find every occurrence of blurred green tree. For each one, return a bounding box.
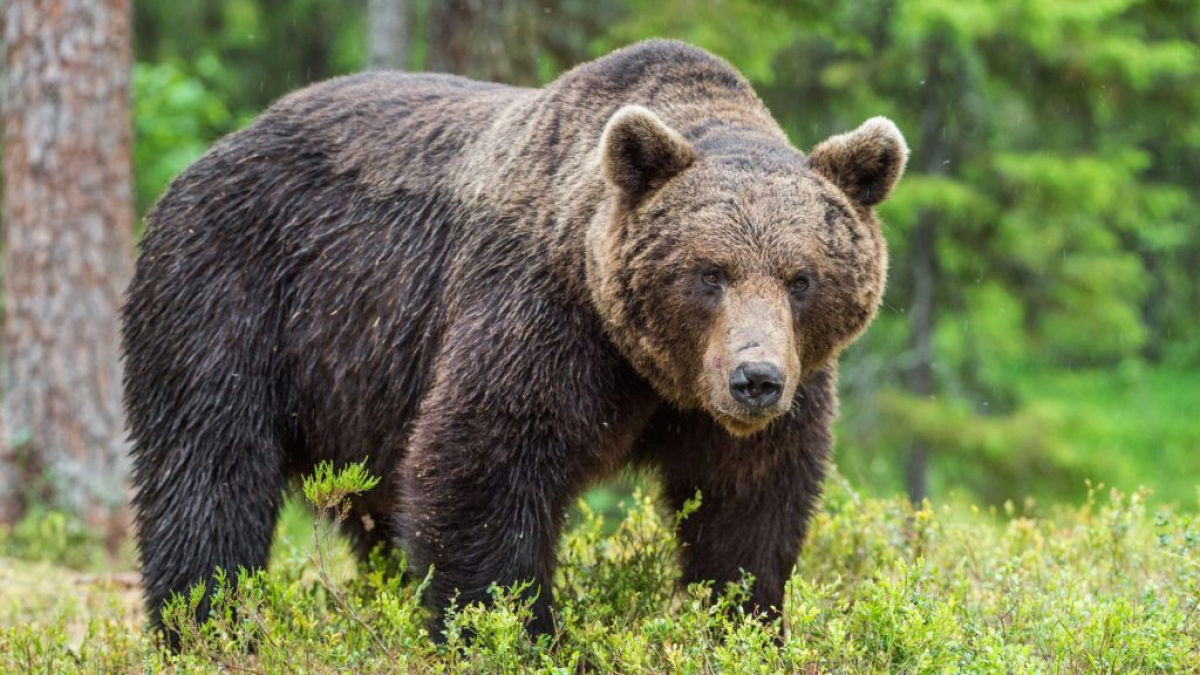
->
[134,0,365,116]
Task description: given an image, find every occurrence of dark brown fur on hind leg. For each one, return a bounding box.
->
[122,39,905,646]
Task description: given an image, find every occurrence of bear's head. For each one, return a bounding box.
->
[587,105,907,436]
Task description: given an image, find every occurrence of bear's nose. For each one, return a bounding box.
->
[728,361,784,411]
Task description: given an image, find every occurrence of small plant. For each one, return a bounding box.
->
[301,461,393,658]
[302,460,381,516]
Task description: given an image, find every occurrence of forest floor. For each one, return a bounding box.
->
[1,474,1197,673]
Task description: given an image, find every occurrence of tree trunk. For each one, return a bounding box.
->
[428,0,544,84]
[368,0,408,70]
[902,36,954,506]
[904,210,938,504]
[1,0,134,545]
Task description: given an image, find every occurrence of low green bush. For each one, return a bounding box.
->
[1,467,1196,672]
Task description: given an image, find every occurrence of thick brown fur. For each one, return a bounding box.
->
[122,39,907,642]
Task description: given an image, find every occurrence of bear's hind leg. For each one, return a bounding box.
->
[130,421,287,645]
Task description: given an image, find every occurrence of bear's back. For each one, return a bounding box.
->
[255,71,533,195]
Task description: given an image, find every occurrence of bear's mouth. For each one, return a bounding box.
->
[710,408,780,437]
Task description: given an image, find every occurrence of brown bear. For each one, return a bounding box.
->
[122,39,907,641]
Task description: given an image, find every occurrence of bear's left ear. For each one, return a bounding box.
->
[808,117,909,207]
[601,105,696,206]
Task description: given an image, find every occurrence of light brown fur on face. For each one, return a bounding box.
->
[700,275,800,435]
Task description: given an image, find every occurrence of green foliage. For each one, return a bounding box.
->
[2,475,1197,671]
[1009,366,1200,506]
[839,363,1200,508]
[132,56,245,215]
[134,0,364,114]
[0,506,114,571]
[302,460,381,514]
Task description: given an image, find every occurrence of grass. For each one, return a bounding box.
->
[1,468,1197,673]
[1012,365,1200,507]
[835,364,1200,510]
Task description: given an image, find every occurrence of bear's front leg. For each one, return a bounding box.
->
[640,368,836,622]
[396,305,646,639]
[398,415,570,637]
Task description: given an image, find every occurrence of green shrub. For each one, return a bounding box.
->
[0,506,115,571]
[1,469,1196,672]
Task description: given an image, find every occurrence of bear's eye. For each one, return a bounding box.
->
[700,267,727,289]
[789,275,811,298]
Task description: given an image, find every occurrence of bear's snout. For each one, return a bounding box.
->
[728,361,784,411]
[699,284,801,436]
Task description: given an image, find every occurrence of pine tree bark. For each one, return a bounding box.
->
[904,209,938,504]
[902,36,953,505]
[428,0,545,84]
[1,0,134,542]
[368,0,408,70]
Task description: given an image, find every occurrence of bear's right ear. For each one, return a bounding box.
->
[601,105,696,206]
[808,117,909,207]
